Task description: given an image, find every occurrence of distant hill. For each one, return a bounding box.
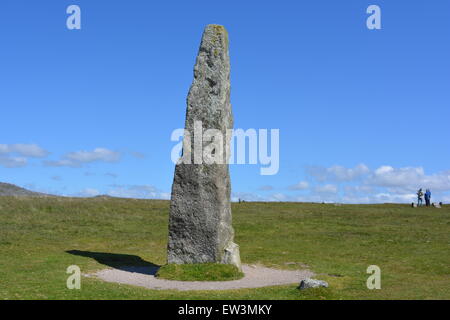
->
[94,194,114,199]
[0,182,48,197]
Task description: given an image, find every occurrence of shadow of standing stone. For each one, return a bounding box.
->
[66,250,160,275]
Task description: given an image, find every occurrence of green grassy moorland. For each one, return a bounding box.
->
[0,196,448,300]
[156,263,244,281]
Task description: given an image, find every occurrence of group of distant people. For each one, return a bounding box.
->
[417,188,432,206]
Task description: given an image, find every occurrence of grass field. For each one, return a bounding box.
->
[156,263,244,281]
[0,197,448,300]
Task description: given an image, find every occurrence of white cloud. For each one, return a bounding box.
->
[105,172,118,178]
[0,143,49,158]
[306,164,369,182]
[45,159,80,168]
[314,184,338,194]
[231,192,265,202]
[367,166,450,193]
[45,148,121,168]
[344,185,375,194]
[291,164,450,204]
[332,164,370,181]
[229,163,450,204]
[66,148,120,163]
[0,156,27,168]
[106,184,169,199]
[130,152,146,159]
[258,185,274,191]
[0,143,49,168]
[76,188,101,197]
[288,181,309,190]
[340,192,417,204]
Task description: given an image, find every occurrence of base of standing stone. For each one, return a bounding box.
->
[167,241,242,272]
[222,242,242,271]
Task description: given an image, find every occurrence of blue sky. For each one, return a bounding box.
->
[1,0,449,203]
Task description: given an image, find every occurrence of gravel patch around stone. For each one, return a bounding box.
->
[85,264,314,291]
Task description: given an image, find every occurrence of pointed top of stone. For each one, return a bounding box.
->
[206,24,227,31]
[204,24,228,38]
[197,24,230,65]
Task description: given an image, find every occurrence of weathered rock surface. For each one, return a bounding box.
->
[298,278,329,290]
[167,25,241,270]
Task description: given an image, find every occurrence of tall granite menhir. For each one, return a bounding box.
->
[167,25,241,270]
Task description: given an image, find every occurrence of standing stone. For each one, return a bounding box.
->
[167,25,241,270]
